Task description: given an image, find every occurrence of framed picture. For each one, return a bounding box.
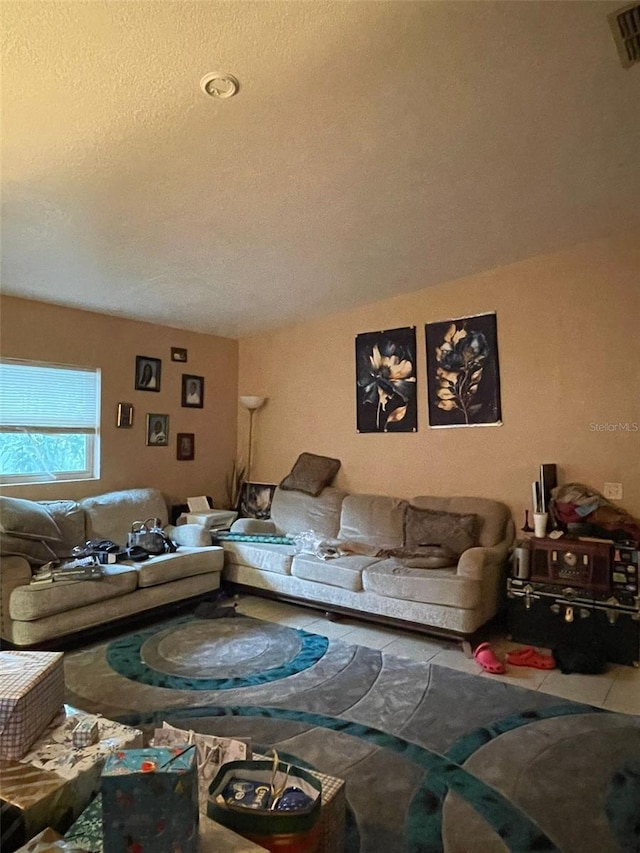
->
[135,356,161,392]
[116,402,134,428]
[355,326,417,433]
[171,347,188,363]
[425,312,502,428]
[146,413,169,446]
[181,374,204,408]
[238,482,277,520]
[177,432,195,461]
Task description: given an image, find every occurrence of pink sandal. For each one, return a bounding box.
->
[506,647,555,670]
[473,642,506,674]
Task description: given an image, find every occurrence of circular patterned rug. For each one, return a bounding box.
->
[106,615,329,690]
[64,613,640,853]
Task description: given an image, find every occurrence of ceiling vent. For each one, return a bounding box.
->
[609,2,640,68]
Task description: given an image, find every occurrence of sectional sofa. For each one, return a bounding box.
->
[221,487,515,637]
[0,488,223,647]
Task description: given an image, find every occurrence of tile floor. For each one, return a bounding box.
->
[234,594,640,715]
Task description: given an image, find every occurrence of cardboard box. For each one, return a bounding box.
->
[0,759,75,852]
[65,794,268,853]
[0,652,65,760]
[3,711,142,853]
[101,746,199,853]
[14,826,89,852]
[22,712,143,786]
[71,720,99,750]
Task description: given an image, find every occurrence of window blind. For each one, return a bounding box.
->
[0,360,100,431]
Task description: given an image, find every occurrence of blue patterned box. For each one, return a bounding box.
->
[101,746,198,853]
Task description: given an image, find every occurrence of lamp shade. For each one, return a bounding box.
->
[240,395,266,411]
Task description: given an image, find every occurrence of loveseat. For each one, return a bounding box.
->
[221,487,515,637]
[0,488,224,647]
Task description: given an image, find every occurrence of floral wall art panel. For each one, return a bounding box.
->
[356,326,417,433]
[425,312,502,428]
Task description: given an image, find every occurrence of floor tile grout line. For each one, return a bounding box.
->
[242,595,639,709]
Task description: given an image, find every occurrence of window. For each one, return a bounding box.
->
[0,359,101,485]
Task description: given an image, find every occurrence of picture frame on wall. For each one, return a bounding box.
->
[116,402,134,428]
[181,374,204,408]
[146,413,169,446]
[171,347,188,363]
[135,356,161,392]
[176,432,195,461]
[355,326,417,433]
[425,311,502,428]
[238,482,277,520]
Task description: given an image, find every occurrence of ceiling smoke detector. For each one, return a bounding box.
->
[200,73,240,99]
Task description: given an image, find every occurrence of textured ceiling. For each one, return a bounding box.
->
[2,1,639,338]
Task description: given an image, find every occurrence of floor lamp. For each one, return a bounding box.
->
[239,395,266,483]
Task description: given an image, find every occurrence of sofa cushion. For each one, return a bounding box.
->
[411,496,511,548]
[136,546,223,588]
[222,542,295,575]
[9,565,139,621]
[362,559,480,609]
[404,505,478,558]
[291,554,379,591]
[338,494,406,550]
[0,497,61,542]
[279,453,341,497]
[80,488,168,546]
[270,487,346,539]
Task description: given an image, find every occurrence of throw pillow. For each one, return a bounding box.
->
[0,496,62,542]
[404,505,479,558]
[378,545,456,569]
[0,533,58,565]
[279,453,341,497]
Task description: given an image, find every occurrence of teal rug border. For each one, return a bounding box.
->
[114,702,599,852]
[106,616,329,690]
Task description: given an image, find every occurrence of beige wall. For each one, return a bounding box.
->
[0,297,238,508]
[238,232,640,523]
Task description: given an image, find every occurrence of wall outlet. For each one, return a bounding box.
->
[603,482,623,500]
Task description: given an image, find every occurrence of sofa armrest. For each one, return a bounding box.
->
[456,541,510,581]
[164,524,212,548]
[1,555,32,640]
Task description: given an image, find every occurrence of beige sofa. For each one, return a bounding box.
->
[0,488,224,647]
[222,487,514,637]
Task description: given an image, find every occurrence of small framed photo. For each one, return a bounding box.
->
[238,482,277,519]
[177,432,195,461]
[135,356,161,392]
[181,374,204,408]
[171,347,188,363]
[116,402,134,428]
[146,413,169,446]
